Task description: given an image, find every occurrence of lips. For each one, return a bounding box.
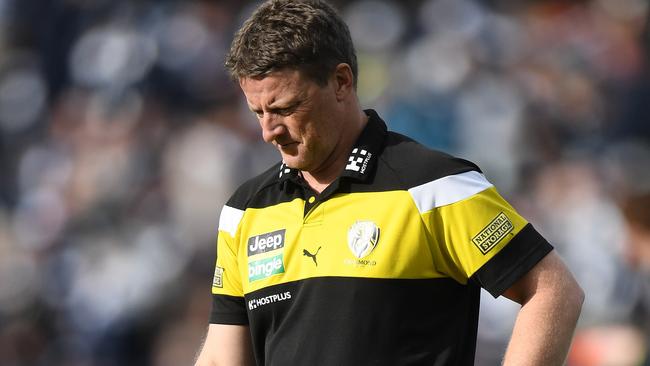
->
[278,141,298,148]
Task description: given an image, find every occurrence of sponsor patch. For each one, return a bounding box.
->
[248,229,286,256]
[248,291,292,310]
[212,266,224,288]
[472,212,514,254]
[248,254,285,281]
[345,148,372,174]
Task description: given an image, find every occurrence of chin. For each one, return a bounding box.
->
[281,156,307,170]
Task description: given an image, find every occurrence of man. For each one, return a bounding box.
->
[195,0,584,365]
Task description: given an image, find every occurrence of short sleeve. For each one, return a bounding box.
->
[210,205,248,324]
[411,171,552,296]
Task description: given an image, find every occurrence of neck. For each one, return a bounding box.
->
[302,109,368,193]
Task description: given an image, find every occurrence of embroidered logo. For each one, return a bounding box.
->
[278,162,292,178]
[248,291,292,310]
[347,221,380,258]
[248,229,286,256]
[345,148,372,173]
[303,246,321,266]
[212,266,224,288]
[472,212,514,254]
[248,254,285,281]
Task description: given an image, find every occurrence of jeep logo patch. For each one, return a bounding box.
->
[248,229,286,256]
[472,212,513,254]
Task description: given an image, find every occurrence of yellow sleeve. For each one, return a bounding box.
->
[425,186,529,284]
[409,170,530,284]
[212,205,244,297]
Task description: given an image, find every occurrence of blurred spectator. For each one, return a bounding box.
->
[622,193,650,345]
[622,192,650,272]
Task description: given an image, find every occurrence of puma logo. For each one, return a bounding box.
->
[303,246,321,266]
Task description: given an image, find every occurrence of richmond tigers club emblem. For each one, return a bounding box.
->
[347,221,380,259]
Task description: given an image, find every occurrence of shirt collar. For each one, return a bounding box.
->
[277,109,387,185]
[278,161,299,182]
[339,109,386,181]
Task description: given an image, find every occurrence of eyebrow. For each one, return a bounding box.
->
[250,99,301,114]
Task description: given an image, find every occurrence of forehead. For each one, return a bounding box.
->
[239,69,313,105]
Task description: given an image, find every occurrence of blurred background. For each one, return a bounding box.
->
[0,0,648,365]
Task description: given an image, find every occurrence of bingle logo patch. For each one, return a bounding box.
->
[248,229,286,256]
[472,212,513,254]
[248,254,285,281]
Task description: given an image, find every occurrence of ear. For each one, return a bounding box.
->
[332,63,355,101]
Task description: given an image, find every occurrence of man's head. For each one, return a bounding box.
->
[228,0,366,178]
[225,0,358,88]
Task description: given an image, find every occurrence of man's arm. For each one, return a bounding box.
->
[194,324,255,366]
[501,250,584,366]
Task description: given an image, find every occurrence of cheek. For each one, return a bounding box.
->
[296,109,337,148]
[298,118,321,141]
[310,123,336,148]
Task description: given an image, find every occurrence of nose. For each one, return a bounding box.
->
[260,113,286,143]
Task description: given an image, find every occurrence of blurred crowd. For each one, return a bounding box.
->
[0,0,648,365]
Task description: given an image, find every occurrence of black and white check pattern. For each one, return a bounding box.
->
[345,148,368,172]
[278,163,292,178]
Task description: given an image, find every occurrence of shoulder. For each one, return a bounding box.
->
[217,163,284,237]
[225,161,284,210]
[379,131,481,189]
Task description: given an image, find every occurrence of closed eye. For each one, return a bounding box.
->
[271,101,301,116]
[249,108,264,119]
[272,105,297,116]
[250,102,300,119]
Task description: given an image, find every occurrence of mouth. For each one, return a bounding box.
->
[278,141,298,149]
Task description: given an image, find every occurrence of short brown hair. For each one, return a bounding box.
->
[225,0,358,87]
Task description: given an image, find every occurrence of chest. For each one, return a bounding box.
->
[237,191,442,294]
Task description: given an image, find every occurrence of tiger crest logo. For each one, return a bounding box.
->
[347,221,380,259]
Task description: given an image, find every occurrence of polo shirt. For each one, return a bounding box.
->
[210,109,552,365]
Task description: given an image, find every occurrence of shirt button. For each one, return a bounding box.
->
[308,196,316,203]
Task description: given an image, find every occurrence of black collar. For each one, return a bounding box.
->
[278,109,387,187]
